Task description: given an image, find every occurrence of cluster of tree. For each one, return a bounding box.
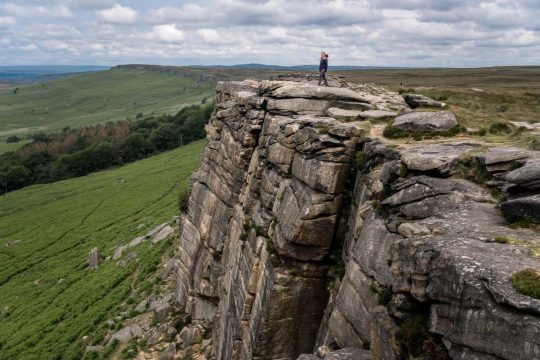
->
[0,103,213,194]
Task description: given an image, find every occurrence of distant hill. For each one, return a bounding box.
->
[0,66,215,154]
[229,63,400,70]
[0,65,110,87]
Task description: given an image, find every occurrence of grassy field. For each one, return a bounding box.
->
[0,140,205,359]
[0,67,215,152]
[342,67,540,149]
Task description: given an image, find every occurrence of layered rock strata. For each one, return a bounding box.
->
[174,78,540,360]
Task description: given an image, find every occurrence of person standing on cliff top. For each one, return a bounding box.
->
[319,52,329,86]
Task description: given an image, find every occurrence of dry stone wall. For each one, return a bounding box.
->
[174,77,540,360]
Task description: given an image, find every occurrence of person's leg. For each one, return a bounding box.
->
[319,71,323,85]
[322,70,328,86]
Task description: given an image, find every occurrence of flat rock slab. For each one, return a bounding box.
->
[151,225,175,244]
[392,111,457,132]
[259,81,369,103]
[400,142,481,175]
[109,324,143,343]
[359,110,397,121]
[505,159,540,189]
[481,147,532,166]
[404,93,446,108]
[323,348,373,360]
[325,107,363,119]
[500,194,540,223]
[510,121,540,131]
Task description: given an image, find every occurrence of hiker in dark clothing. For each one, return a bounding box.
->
[319,52,329,86]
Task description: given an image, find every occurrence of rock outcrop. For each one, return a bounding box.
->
[174,78,540,360]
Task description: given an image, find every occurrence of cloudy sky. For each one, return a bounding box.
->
[0,0,539,67]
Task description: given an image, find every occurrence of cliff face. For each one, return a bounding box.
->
[174,77,540,360]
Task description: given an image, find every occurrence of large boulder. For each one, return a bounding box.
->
[399,142,481,176]
[88,247,101,270]
[505,159,540,189]
[109,324,143,343]
[403,93,446,108]
[480,147,532,172]
[500,194,540,223]
[391,111,457,132]
[359,110,397,121]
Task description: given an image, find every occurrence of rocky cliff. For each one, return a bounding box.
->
[174,76,540,360]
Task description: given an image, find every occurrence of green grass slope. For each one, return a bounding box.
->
[0,67,215,152]
[0,140,205,359]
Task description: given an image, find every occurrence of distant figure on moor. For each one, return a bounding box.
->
[319,52,329,86]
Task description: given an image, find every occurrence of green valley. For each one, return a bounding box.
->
[0,67,215,153]
[0,141,205,359]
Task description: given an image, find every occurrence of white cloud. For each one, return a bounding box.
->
[0,3,73,20]
[146,24,185,43]
[70,0,115,10]
[0,17,15,28]
[98,4,138,24]
[1,0,540,66]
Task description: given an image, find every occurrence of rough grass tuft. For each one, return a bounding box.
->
[511,269,540,299]
[383,124,466,140]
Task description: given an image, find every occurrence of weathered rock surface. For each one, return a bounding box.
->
[88,247,101,270]
[173,78,540,360]
[505,159,540,189]
[404,93,447,108]
[358,110,397,121]
[109,324,143,343]
[399,141,481,175]
[392,111,458,132]
[500,194,540,223]
[480,147,533,172]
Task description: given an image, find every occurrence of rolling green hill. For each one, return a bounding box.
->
[0,67,215,153]
[0,141,205,359]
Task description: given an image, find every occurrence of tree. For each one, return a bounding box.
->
[1,165,32,191]
[6,136,21,143]
[122,133,152,162]
[136,112,144,120]
[150,124,178,151]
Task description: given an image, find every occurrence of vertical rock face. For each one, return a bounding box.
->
[174,77,540,360]
[175,78,370,360]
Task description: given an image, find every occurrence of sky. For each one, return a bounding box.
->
[0,0,539,67]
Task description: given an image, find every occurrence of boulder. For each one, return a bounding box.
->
[88,247,101,270]
[500,194,540,223]
[85,345,104,353]
[128,236,145,248]
[112,245,127,260]
[505,159,540,189]
[397,222,431,237]
[391,111,457,132]
[159,343,176,360]
[178,326,203,348]
[323,348,372,360]
[150,300,172,322]
[400,142,481,175]
[297,355,319,360]
[358,110,397,121]
[325,108,363,120]
[403,93,446,108]
[109,324,142,343]
[152,225,175,244]
[145,223,167,238]
[481,147,532,172]
[260,81,369,103]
